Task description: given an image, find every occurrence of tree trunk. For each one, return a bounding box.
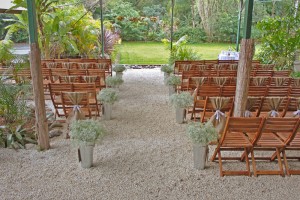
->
[30,43,50,150]
[233,39,255,117]
[191,0,196,28]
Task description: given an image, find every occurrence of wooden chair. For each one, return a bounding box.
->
[211,117,265,176]
[50,68,68,83]
[249,117,299,176]
[269,118,300,175]
[87,69,106,89]
[48,83,72,117]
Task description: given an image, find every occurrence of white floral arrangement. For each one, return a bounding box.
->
[161,64,174,74]
[113,65,126,73]
[187,122,217,145]
[167,75,181,86]
[170,92,193,108]
[70,119,106,145]
[97,88,119,104]
[105,76,124,87]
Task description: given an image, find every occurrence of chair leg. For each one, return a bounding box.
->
[276,148,285,177]
[282,149,290,176]
[211,144,220,161]
[244,148,251,177]
[251,150,257,177]
[218,150,224,177]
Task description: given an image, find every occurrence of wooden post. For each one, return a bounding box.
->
[234,39,254,117]
[233,0,254,117]
[27,0,50,150]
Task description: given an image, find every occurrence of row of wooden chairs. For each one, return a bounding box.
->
[48,83,101,118]
[193,85,300,99]
[180,70,291,82]
[191,96,300,122]
[212,117,300,176]
[41,58,112,75]
[181,76,299,91]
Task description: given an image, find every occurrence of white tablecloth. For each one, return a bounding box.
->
[218,51,239,60]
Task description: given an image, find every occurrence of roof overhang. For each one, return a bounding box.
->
[0,1,26,14]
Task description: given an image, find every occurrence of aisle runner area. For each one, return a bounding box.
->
[1,68,300,199]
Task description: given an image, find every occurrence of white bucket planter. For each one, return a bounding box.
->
[102,103,112,120]
[116,72,123,79]
[169,85,176,96]
[176,108,185,124]
[164,73,170,85]
[79,143,95,168]
[193,144,208,170]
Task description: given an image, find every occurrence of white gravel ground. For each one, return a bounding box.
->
[1,68,300,200]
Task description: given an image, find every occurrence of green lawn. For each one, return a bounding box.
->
[117,41,236,64]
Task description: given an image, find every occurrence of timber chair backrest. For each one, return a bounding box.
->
[220,86,237,97]
[68,69,88,76]
[248,86,268,97]
[290,86,300,97]
[265,86,291,97]
[196,86,222,98]
[50,68,68,82]
[61,92,92,118]
[87,69,106,89]
[257,97,290,118]
[272,70,292,77]
[49,83,73,96]
[58,75,81,83]
[255,64,275,70]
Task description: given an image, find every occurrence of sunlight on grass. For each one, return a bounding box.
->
[118,42,236,64]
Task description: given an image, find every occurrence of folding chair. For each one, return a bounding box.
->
[211,117,265,176]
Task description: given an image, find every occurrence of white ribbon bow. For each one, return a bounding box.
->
[215,110,225,121]
[73,105,81,112]
[293,110,300,117]
[244,110,252,117]
[270,110,279,117]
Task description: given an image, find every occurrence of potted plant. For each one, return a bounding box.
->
[70,119,106,168]
[170,92,193,123]
[97,88,119,120]
[105,76,124,89]
[167,75,181,96]
[187,122,217,170]
[113,65,126,78]
[161,64,174,84]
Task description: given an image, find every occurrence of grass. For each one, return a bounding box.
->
[117,41,236,65]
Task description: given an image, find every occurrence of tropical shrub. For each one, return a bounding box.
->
[162,35,201,65]
[256,12,300,70]
[0,39,14,66]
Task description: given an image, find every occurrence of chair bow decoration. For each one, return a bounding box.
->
[191,77,206,88]
[293,78,300,87]
[293,97,300,117]
[66,92,86,124]
[273,77,288,86]
[83,76,97,83]
[182,64,191,71]
[252,77,268,86]
[215,110,225,121]
[62,62,71,69]
[244,97,260,117]
[266,97,284,117]
[46,62,57,68]
[208,97,231,134]
[213,77,228,86]
[62,76,77,83]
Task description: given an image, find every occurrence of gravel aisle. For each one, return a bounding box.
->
[1,68,300,200]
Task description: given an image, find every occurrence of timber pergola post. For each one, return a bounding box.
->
[27,0,50,150]
[233,0,255,117]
